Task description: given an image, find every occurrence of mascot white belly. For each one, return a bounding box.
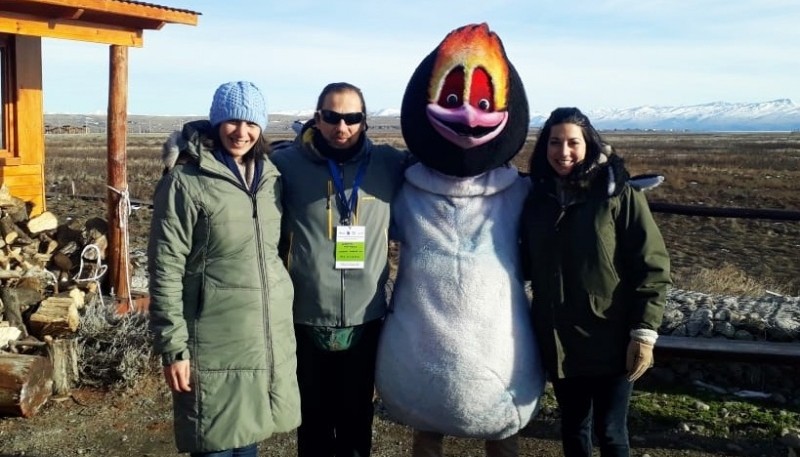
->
[375,163,544,439]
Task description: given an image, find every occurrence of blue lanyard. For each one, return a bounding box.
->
[327,153,370,225]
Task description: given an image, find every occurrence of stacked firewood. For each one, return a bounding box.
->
[0,185,107,417]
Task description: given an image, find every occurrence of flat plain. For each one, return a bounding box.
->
[44,127,800,295]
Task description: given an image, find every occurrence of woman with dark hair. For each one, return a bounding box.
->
[521,107,671,457]
[148,81,300,457]
[270,82,408,457]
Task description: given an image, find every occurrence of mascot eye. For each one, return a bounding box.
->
[437,66,466,108]
[469,67,495,112]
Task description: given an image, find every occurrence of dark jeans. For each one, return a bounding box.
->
[190,443,258,457]
[551,374,633,457]
[295,320,382,457]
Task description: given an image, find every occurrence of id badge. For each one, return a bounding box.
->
[335,225,366,269]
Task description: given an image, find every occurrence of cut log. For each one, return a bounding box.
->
[84,217,108,237]
[26,211,58,234]
[0,326,22,350]
[44,336,78,396]
[82,234,107,261]
[16,275,47,293]
[0,218,32,246]
[0,270,22,280]
[0,286,40,337]
[38,233,59,255]
[27,297,80,338]
[53,288,86,310]
[57,240,79,256]
[51,252,74,273]
[0,185,29,224]
[0,216,19,245]
[0,354,53,417]
[67,287,86,309]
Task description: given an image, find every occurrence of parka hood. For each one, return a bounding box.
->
[161,120,213,171]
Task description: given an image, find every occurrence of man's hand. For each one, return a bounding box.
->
[163,360,192,392]
[625,339,654,382]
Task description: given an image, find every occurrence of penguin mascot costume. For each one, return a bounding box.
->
[375,23,545,440]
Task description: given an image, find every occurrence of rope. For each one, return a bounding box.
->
[107,185,134,310]
[73,243,108,307]
[41,268,60,295]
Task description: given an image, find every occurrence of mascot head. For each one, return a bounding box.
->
[401,23,529,177]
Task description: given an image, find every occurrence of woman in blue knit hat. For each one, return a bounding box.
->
[148,81,300,457]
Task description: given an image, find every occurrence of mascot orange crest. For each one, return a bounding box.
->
[428,23,510,113]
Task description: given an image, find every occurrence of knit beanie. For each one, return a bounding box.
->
[209,81,268,131]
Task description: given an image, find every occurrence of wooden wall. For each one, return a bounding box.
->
[0,35,45,215]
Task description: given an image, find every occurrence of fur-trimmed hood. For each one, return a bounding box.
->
[160,120,213,171]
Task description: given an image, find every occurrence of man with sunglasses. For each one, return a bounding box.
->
[270,82,408,457]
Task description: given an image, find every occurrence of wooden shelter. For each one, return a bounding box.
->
[0,0,199,304]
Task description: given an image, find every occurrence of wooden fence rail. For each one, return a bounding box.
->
[649,202,800,221]
[650,200,800,365]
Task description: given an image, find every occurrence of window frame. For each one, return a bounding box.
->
[0,33,16,159]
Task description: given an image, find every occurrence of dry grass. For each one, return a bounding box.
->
[44,131,800,296]
[77,296,156,387]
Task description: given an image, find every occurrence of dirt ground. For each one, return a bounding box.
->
[0,369,780,457]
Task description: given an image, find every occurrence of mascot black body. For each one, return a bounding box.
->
[375,23,545,440]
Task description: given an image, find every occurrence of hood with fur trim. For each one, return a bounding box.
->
[160,120,213,172]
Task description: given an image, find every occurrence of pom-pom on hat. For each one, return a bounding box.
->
[209,81,268,131]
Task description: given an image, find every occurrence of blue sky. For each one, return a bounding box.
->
[41,0,800,116]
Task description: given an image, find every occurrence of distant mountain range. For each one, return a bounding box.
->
[274,99,800,132]
[532,99,800,132]
[46,99,800,134]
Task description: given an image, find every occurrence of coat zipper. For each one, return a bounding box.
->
[251,190,274,376]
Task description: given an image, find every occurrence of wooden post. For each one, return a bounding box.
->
[107,45,129,300]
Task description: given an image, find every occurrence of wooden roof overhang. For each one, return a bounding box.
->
[0,0,198,46]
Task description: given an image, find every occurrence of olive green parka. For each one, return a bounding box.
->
[521,151,671,379]
[148,120,300,453]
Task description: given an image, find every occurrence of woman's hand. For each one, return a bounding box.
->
[163,360,192,392]
[626,339,654,382]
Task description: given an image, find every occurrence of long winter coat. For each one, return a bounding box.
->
[148,121,300,453]
[521,154,671,379]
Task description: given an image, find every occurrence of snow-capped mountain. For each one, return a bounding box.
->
[529,99,800,132]
[274,99,800,132]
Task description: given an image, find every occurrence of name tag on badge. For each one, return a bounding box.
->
[335,225,366,269]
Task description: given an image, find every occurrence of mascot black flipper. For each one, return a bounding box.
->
[375,23,545,440]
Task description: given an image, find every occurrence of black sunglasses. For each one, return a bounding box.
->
[318,109,364,126]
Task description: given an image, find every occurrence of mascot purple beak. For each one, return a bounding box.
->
[375,23,545,440]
